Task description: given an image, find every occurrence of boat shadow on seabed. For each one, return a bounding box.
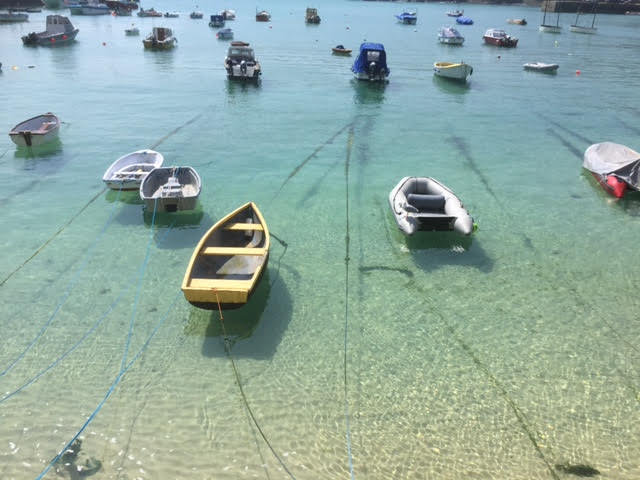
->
[186,268,293,360]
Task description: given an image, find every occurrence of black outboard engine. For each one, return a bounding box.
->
[367,61,377,79]
[22,32,39,45]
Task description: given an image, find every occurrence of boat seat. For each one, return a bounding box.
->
[223,223,264,231]
[408,194,446,211]
[188,278,250,289]
[202,247,266,256]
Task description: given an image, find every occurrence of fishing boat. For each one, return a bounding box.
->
[523,62,559,73]
[113,6,132,16]
[224,41,261,80]
[483,28,518,47]
[255,10,270,22]
[433,61,473,81]
[332,44,352,55]
[139,166,201,212]
[438,26,464,45]
[395,11,417,25]
[352,43,390,82]
[0,10,28,22]
[220,9,235,20]
[9,113,60,148]
[446,9,463,17]
[456,16,473,25]
[143,27,177,50]
[102,149,164,190]
[209,14,224,27]
[124,24,139,35]
[583,142,640,198]
[216,27,233,40]
[570,1,597,34]
[389,177,474,236]
[68,2,110,15]
[507,18,527,25]
[22,15,79,46]
[137,8,162,17]
[305,7,320,24]
[190,11,203,19]
[164,11,179,18]
[540,0,562,33]
[181,202,270,310]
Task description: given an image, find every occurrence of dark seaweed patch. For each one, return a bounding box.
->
[555,463,600,477]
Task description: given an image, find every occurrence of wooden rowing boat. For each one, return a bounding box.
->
[9,112,60,147]
[181,202,270,309]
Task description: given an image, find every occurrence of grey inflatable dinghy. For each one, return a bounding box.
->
[389,176,473,235]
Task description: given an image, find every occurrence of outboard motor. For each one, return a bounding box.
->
[367,61,377,79]
[240,60,247,75]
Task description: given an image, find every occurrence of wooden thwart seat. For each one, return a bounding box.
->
[203,246,266,256]
[223,222,264,231]
[188,278,250,288]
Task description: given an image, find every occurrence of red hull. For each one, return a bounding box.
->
[590,172,628,198]
[483,36,518,47]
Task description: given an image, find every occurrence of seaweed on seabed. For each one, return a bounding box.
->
[55,439,102,479]
[555,462,600,477]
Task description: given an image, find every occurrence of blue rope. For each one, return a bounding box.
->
[120,197,157,373]
[35,291,180,480]
[0,222,176,405]
[1,188,122,377]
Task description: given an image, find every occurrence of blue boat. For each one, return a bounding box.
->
[351,43,390,82]
[209,14,225,28]
[395,11,417,25]
[456,16,474,25]
[216,28,233,40]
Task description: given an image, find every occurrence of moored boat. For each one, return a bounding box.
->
[433,61,473,81]
[216,27,233,40]
[190,11,203,19]
[22,15,79,46]
[446,9,463,17]
[395,11,417,25]
[9,113,60,148]
[332,44,352,55]
[220,9,235,20]
[139,166,201,212]
[570,1,597,34]
[143,27,177,50]
[583,142,640,198]
[255,9,270,22]
[523,62,559,73]
[456,16,473,25]
[181,202,270,310]
[102,149,164,190]
[352,42,390,82]
[0,10,28,22]
[164,11,179,18]
[209,14,224,27]
[137,8,162,17]
[68,2,110,15]
[483,28,518,47]
[224,41,261,80]
[124,24,139,35]
[507,18,527,25]
[540,0,562,33]
[389,177,474,236]
[305,7,320,24]
[438,26,464,45]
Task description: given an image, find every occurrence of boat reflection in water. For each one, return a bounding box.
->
[351,78,386,105]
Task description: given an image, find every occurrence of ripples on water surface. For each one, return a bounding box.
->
[1,0,640,478]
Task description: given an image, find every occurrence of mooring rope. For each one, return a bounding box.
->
[0,186,107,288]
[121,197,158,372]
[0,187,121,377]
[213,291,298,480]
[343,127,356,480]
[0,222,176,405]
[35,291,180,480]
[149,113,203,150]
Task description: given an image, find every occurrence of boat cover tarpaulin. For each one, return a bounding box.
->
[352,42,388,74]
[583,142,640,189]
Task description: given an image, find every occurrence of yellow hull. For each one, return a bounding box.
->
[181,202,270,309]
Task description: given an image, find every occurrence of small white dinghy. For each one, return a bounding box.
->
[102,149,164,190]
[389,176,474,236]
[9,113,60,147]
[140,166,201,212]
[433,61,473,81]
[523,62,559,73]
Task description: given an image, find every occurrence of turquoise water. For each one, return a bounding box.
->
[1,1,640,478]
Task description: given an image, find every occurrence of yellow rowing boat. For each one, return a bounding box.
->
[181,202,270,309]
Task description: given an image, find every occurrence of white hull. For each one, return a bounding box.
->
[10,129,58,147]
[102,149,164,190]
[438,37,464,45]
[140,166,202,212]
[523,62,559,73]
[228,64,260,79]
[570,25,596,34]
[539,24,562,33]
[434,63,472,80]
[353,72,388,82]
[9,113,60,147]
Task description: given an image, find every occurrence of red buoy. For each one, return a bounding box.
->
[606,175,627,198]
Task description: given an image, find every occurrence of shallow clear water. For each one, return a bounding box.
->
[1,1,640,478]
